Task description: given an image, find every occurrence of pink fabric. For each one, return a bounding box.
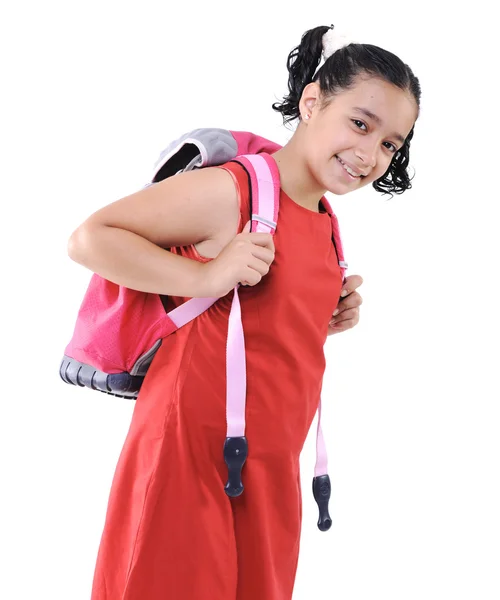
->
[235,154,280,233]
[226,286,246,438]
[64,277,172,373]
[315,400,328,477]
[231,131,281,156]
[225,154,281,439]
[168,296,219,328]
[64,133,280,376]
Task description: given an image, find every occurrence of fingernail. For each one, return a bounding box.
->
[341,289,349,297]
[333,309,339,316]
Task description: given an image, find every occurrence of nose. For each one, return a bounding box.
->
[355,140,378,169]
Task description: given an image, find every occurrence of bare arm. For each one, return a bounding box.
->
[67,167,240,297]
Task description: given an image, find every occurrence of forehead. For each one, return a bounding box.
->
[335,76,417,137]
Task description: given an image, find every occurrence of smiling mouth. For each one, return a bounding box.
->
[335,156,366,179]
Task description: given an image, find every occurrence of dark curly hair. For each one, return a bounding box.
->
[272,25,422,198]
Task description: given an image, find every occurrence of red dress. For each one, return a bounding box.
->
[90,160,343,599]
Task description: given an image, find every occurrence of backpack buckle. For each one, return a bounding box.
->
[223,437,248,497]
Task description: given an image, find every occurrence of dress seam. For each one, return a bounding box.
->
[121,323,198,595]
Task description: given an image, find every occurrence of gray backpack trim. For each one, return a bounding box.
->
[150,128,238,183]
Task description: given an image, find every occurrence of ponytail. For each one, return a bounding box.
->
[272,26,331,125]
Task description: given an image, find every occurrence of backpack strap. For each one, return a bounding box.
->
[223,153,279,438]
[157,156,279,503]
[217,153,280,498]
[320,195,349,281]
[158,153,280,331]
[161,148,339,531]
[232,154,280,235]
[313,195,349,531]
[219,154,335,531]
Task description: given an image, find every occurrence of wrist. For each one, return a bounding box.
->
[191,261,213,298]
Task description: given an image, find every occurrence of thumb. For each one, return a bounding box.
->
[242,220,252,234]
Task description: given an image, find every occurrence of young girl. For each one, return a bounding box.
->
[69,24,421,600]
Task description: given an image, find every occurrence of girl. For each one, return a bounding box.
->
[69,24,421,600]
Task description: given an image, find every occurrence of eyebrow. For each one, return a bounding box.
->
[352,107,406,145]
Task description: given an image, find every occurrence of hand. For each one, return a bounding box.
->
[327,274,363,336]
[200,221,275,298]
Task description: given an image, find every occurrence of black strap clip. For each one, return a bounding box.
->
[313,474,333,532]
[223,436,248,497]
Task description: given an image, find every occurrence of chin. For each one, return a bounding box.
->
[324,179,362,196]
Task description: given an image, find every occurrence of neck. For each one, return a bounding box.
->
[271,126,327,212]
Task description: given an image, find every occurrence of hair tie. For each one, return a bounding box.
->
[312,24,357,81]
[322,24,356,59]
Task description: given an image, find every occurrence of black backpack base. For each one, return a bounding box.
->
[59,355,142,399]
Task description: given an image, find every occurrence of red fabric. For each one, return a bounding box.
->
[90,161,343,599]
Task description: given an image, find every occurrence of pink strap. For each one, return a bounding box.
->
[165,152,334,487]
[321,196,349,281]
[314,399,328,477]
[167,296,220,329]
[224,154,279,442]
[226,154,332,486]
[235,154,280,234]
[226,285,246,437]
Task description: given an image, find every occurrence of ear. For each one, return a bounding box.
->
[299,82,321,120]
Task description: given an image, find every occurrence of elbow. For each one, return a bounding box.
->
[67,225,96,263]
[67,231,79,261]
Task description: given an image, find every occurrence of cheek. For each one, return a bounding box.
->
[307,123,337,157]
[303,136,329,173]
[374,157,394,180]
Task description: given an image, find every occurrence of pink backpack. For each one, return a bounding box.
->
[60,129,348,531]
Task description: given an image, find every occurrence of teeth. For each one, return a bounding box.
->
[337,156,360,177]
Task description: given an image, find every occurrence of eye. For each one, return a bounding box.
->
[352,120,398,154]
[352,119,367,130]
[383,142,398,153]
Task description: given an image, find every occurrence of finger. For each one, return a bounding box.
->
[247,256,271,277]
[336,291,363,311]
[247,232,275,251]
[330,308,359,327]
[340,274,364,296]
[328,318,355,334]
[249,245,275,265]
[328,321,350,335]
[242,220,252,234]
[242,265,264,286]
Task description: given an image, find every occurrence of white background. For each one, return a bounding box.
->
[1,1,499,598]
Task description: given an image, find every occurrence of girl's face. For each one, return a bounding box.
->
[300,75,418,195]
